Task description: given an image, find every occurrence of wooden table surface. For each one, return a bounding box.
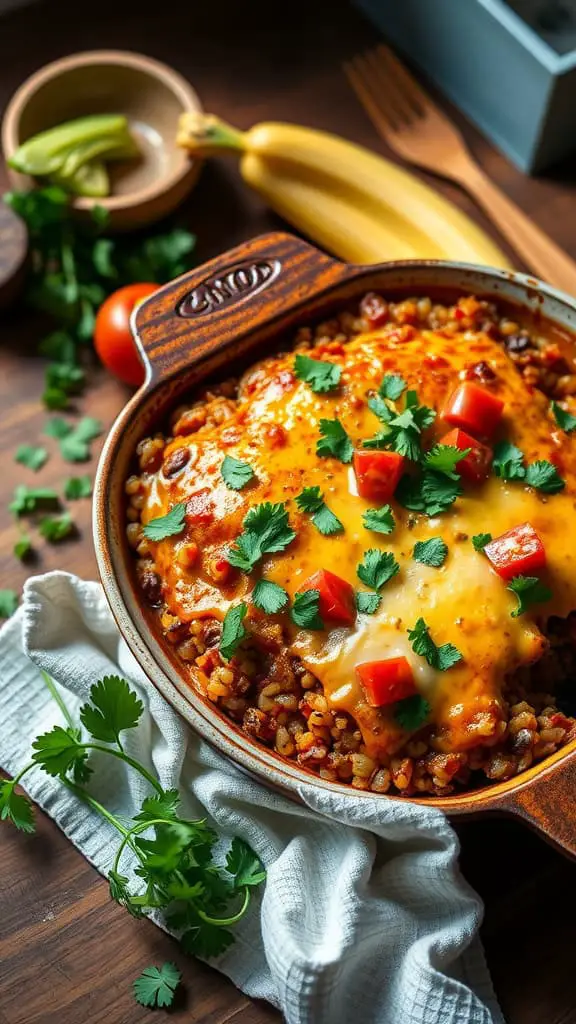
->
[1,1,576,1021]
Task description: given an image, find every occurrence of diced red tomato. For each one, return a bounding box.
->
[441,428,492,483]
[484,522,546,580]
[356,657,417,707]
[360,292,389,329]
[185,488,214,524]
[299,569,355,626]
[442,382,504,438]
[353,449,405,502]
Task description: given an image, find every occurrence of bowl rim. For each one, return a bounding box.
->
[93,232,576,824]
[1,48,201,212]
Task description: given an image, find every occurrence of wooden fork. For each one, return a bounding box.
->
[344,44,576,295]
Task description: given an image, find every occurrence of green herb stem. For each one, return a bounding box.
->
[40,670,76,730]
[196,887,251,927]
[61,777,131,837]
[81,744,164,795]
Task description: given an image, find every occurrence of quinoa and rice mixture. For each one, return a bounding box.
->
[124,293,576,797]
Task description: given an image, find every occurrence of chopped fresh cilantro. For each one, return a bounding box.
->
[15,444,48,472]
[221,455,255,491]
[424,444,468,480]
[39,512,74,542]
[379,374,406,400]
[492,441,526,481]
[413,537,448,567]
[421,471,462,516]
[355,590,381,614]
[408,617,463,671]
[9,485,59,516]
[0,590,18,619]
[316,418,354,463]
[64,475,92,500]
[142,502,186,541]
[472,533,492,552]
[295,486,343,536]
[79,676,144,744]
[552,401,576,434]
[14,534,32,560]
[362,431,392,450]
[365,388,435,462]
[368,395,393,424]
[252,579,289,614]
[291,590,324,629]
[220,603,248,660]
[59,417,103,462]
[357,549,399,591]
[133,963,182,1009]
[362,505,395,535]
[394,694,431,730]
[507,575,552,617]
[228,502,296,573]
[294,353,341,393]
[225,836,267,888]
[525,460,565,494]
[0,779,34,833]
[44,417,72,439]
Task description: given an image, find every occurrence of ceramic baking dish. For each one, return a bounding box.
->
[93,231,576,857]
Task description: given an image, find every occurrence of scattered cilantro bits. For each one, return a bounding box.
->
[59,417,103,462]
[9,485,59,516]
[355,590,381,615]
[294,353,341,393]
[362,505,395,535]
[507,575,552,617]
[252,579,289,614]
[552,401,576,433]
[143,502,186,541]
[472,533,492,552]
[413,537,448,567]
[64,475,92,500]
[228,502,296,573]
[424,444,468,480]
[14,534,32,561]
[492,442,565,493]
[408,617,463,671]
[39,511,74,543]
[394,694,431,731]
[44,416,72,439]
[133,963,182,1009]
[0,780,35,833]
[357,549,399,591]
[15,444,48,472]
[221,455,255,491]
[316,418,354,463]
[525,460,565,494]
[291,590,324,629]
[492,441,525,481]
[220,603,248,660]
[295,486,343,536]
[379,373,406,401]
[0,590,18,619]
[396,470,461,518]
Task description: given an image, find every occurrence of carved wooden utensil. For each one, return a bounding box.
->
[0,201,27,308]
[94,231,576,859]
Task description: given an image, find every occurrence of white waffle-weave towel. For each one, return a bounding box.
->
[0,572,504,1024]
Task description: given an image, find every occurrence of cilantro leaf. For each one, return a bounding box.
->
[525,460,565,494]
[357,549,399,591]
[492,441,526,481]
[0,590,18,619]
[225,837,266,888]
[368,395,393,424]
[59,417,103,462]
[252,579,289,614]
[507,575,552,617]
[413,537,448,567]
[316,418,354,463]
[181,921,235,959]
[79,676,144,745]
[404,390,436,430]
[15,444,48,472]
[221,455,255,491]
[366,390,436,462]
[472,532,492,551]
[64,475,92,499]
[355,590,381,614]
[39,511,74,542]
[362,505,395,535]
[408,618,463,671]
[294,353,341,393]
[44,417,72,439]
[385,408,423,461]
[143,502,186,541]
[362,431,393,450]
[0,780,35,833]
[295,486,343,536]
[134,790,181,823]
[228,502,295,572]
[14,534,33,561]
[220,603,248,660]
[394,694,431,731]
[291,590,324,629]
[379,374,406,400]
[421,471,462,516]
[133,963,182,1009]
[9,485,59,515]
[424,444,468,480]
[552,401,576,433]
[31,725,89,779]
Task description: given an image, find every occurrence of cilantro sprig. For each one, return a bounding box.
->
[408,618,463,671]
[413,537,448,567]
[220,603,248,660]
[365,386,435,461]
[551,401,576,433]
[394,694,431,731]
[316,418,354,463]
[228,502,296,573]
[143,502,186,541]
[221,455,255,491]
[362,505,395,535]
[291,590,324,629]
[507,575,552,617]
[295,486,343,536]
[294,353,341,393]
[133,963,182,1009]
[492,441,565,493]
[357,549,399,591]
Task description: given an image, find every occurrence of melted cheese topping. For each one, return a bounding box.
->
[139,324,576,759]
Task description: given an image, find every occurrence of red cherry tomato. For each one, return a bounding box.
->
[353,450,405,502]
[298,569,356,626]
[484,522,546,580]
[94,283,157,387]
[442,382,504,438]
[441,428,492,483]
[356,657,416,707]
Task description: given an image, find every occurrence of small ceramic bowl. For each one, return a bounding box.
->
[1,50,202,231]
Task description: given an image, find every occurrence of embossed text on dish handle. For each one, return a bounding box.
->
[178,259,281,317]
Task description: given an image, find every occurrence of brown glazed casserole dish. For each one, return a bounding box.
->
[93,232,576,857]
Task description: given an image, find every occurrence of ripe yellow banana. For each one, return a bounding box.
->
[177,115,511,269]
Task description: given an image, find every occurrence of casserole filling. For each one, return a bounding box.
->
[125,294,576,796]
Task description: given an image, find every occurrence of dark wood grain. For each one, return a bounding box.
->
[1,0,576,1022]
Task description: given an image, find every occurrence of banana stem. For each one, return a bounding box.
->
[176,113,246,156]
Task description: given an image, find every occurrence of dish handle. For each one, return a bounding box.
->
[494,747,576,859]
[132,231,359,382]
